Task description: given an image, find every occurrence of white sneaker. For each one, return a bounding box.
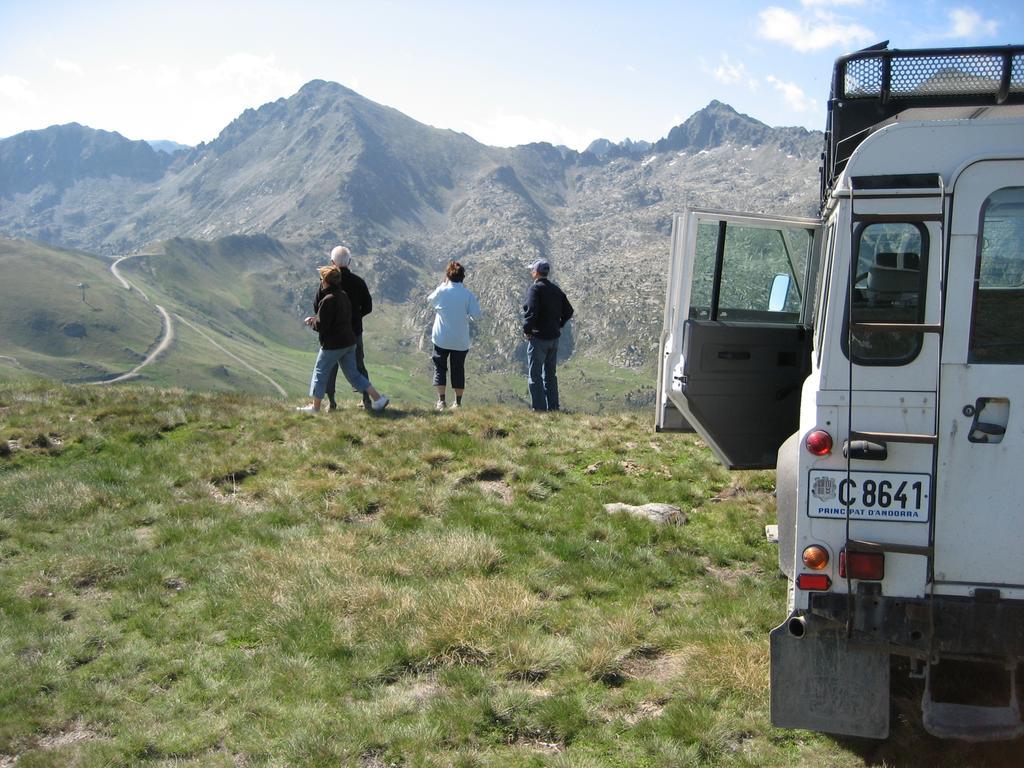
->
[449,402,460,410]
[371,395,390,412]
[295,404,320,414]
[435,400,446,411]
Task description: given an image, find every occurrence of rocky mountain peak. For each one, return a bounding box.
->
[652,100,819,159]
[296,78,358,99]
[654,100,770,153]
[703,99,736,113]
[0,122,169,198]
[193,79,370,157]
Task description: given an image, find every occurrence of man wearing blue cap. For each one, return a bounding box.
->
[522,259,574,411]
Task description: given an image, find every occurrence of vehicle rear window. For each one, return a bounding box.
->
[844,222,928,365]
[970,187,1024,364]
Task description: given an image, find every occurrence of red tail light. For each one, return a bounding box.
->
[796,573,832,591]
[805,429,833,456]
[840,550,885,580]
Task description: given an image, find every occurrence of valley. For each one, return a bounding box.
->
[0,83,822,408]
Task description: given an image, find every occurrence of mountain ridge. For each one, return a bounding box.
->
[654,100,816,156]
[0,81,823,376]
[0,123,171,198]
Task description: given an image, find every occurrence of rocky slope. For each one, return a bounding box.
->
[0,84,823,370]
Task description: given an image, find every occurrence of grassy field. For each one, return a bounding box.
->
[1,382,1020,767]
[0,239,163,382]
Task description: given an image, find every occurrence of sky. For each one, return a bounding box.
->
[1,0,1021,151]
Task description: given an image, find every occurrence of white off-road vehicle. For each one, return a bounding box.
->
[656,44,1024,740]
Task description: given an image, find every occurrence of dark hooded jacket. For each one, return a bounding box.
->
[310,288,356,350]
[313,268,372,335]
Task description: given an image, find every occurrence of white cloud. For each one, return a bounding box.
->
[766,75,815,112]
[461,110,600,150]
[706,55,759,90]
[196,53,304,102]
[758,6,875,52]
[944,8,999,38]
[799,0,866,7]
[0,74,34,103]
[52,58,84,76]
[0,75,40,136]
[154,65,183,88]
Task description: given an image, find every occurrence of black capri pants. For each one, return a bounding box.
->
[432,345,468,389]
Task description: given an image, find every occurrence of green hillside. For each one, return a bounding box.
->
[2,382,1018,767]
[112,236,655,409]
[0,238,163,382]
[0,234,654,409]
[114,235,313,397]
[138,235,312,349]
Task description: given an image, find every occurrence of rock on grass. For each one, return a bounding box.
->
[602,502,686,524]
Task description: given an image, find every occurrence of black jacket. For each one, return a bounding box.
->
[523,277,574,340]
[311,290,356,350]
[313,269,372,335]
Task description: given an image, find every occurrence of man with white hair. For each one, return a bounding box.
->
[316,245,374,410]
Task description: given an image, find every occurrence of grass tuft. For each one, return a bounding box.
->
[0,381,1012,766]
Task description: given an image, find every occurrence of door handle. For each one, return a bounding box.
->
[843,439,888,461]
[966,397,1010,444]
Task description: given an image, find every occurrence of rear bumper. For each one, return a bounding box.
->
[808,588,1024,661]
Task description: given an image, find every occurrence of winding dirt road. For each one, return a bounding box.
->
[98,304,174,385]
[110,254,149,301]
[173,313,288,397]
[94,253,287,397]
[86,254,167,385]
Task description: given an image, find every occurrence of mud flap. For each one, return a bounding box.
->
[770,621,890,738]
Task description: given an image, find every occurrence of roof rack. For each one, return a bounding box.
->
[821,43,1024,211]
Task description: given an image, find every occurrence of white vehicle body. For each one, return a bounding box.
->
[656,45,1024,740]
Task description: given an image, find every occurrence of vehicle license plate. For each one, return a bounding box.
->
[807,470,930,522]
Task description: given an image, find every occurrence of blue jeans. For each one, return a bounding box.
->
[309,344,371,399]
[527,336,559,411]
[326,335,368,402]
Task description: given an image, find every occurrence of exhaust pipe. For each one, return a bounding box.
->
[788,615,810,638]
[787,612,839,638]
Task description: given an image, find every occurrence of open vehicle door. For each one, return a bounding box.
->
[657,209,822,468]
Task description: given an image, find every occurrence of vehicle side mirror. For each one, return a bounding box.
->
[768,274,792,312]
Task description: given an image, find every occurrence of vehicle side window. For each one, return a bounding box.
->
[689,220,812,322]
[688,221,717,318]
[970,187,1024,364]
[844,222,928,365]
[814,224,835,366]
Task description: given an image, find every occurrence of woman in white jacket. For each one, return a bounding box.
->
[427,261,481,409]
